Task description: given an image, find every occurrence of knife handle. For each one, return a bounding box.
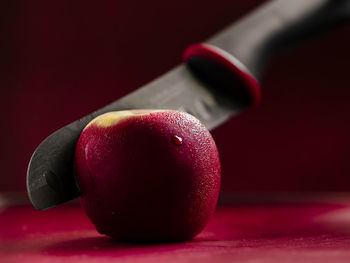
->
[184,0,350,106]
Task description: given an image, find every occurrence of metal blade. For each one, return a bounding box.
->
[27,63,243,210]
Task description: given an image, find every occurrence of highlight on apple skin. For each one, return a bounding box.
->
[74,109,221,241]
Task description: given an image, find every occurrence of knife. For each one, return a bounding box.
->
[27,0,350,210]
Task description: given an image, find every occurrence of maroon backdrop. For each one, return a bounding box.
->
[1,0,350,193]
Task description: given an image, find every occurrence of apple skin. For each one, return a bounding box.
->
[74,110,221,241]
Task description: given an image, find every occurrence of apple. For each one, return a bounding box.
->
[74,110,221,241]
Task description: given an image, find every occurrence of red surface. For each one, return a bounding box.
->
[1,0,350,192]
[2,202,350,262]
[75,111,220,241]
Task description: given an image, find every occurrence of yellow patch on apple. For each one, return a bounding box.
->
[85,110,166,129]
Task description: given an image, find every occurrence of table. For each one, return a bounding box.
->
[2,196,350,263]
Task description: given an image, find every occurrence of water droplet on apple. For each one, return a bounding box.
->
[172,135,183,145]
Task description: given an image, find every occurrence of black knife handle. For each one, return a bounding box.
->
[208,0,350,79]
[184,0,350,107]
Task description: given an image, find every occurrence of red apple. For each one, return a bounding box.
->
[74,110,221,241]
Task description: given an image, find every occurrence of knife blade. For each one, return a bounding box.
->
[27,62,251,210]
[27,0,350,210]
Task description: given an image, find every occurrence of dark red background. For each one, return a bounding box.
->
[1,0,350,193]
